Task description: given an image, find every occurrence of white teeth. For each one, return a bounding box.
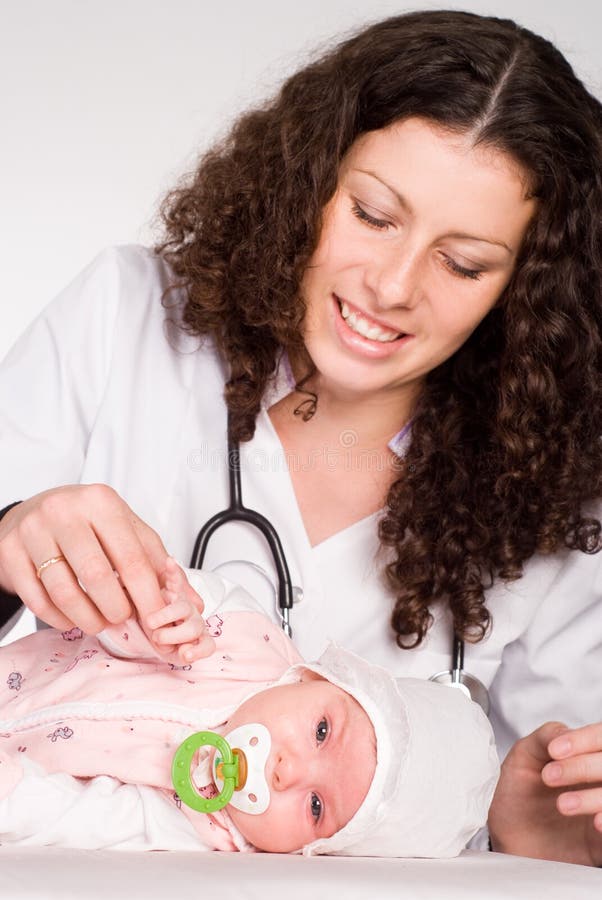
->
[339,301,400,342]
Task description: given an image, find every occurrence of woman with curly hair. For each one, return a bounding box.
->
[0,10,600,864]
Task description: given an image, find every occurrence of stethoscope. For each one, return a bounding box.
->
[189,419,490,716]
[189,419,294,638]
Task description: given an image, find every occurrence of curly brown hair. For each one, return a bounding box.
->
[157,10,602,648]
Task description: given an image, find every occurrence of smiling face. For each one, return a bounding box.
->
[223,672,376,853]
[299,117,537,409]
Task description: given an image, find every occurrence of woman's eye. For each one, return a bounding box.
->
[441,254,483,281]
[310,792,323,823]
[352,203,483,280]
[351,201,391,230]
[316,718,329,743]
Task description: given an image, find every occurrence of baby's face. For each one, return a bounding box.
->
[224,672,376,852]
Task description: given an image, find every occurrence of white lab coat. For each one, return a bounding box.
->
[1,245,600,763]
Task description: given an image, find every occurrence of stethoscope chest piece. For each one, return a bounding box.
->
[429,635,490,715]
[429,668,490,716]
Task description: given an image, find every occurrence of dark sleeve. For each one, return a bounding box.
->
[0,501,24,631]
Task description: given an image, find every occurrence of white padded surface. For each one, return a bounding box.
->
[0,849,599,899]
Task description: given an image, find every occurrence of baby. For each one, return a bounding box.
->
[0,560,499,856]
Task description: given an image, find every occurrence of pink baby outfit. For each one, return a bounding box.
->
[0,578,301,850]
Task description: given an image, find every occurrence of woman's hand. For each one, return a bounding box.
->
[144,556,216,663]
[0,484,171,634]
[488,721,602,866]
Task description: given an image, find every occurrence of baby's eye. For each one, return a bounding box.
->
[316,718,329,743]
[310,792,323,823]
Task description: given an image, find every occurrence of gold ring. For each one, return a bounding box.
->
[36,555,67,579]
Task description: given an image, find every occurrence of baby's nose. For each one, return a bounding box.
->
[272,751,304,791]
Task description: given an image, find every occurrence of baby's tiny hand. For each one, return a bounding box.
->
[145,557,216,663]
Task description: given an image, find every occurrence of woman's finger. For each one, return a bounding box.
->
[556,786,602,817]
[34,552,112,634]
[19,503,130,633]
[42,483,168,623]
[515,721,570,767]
[7,544,75,630]
[0,484,170,631]
[548,723,602,760]
[93,509,169,622]
[542,750,602,788]
[33,524,132,629]
[4,484,137,630]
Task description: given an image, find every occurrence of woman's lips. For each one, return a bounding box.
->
[332,294,413,359]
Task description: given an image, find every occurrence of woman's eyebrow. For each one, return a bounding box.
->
[353,168,513,253]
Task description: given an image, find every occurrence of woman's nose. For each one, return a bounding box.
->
[366,244,423,310]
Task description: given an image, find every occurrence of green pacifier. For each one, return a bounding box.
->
[172,730,241,813]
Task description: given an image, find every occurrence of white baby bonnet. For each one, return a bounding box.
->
[281,644,499,858]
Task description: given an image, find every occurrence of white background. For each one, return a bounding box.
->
[0,0,601,359]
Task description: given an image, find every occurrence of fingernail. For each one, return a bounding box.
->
[184,649,194,661]
[545,763,562,782]
[550,737,572,757]
[558,794,580,813]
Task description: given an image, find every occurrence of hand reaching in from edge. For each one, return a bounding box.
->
[0,485,171,634]
[488,721,602,867]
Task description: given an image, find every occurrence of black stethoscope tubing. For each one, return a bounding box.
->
[189,419,294,637]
